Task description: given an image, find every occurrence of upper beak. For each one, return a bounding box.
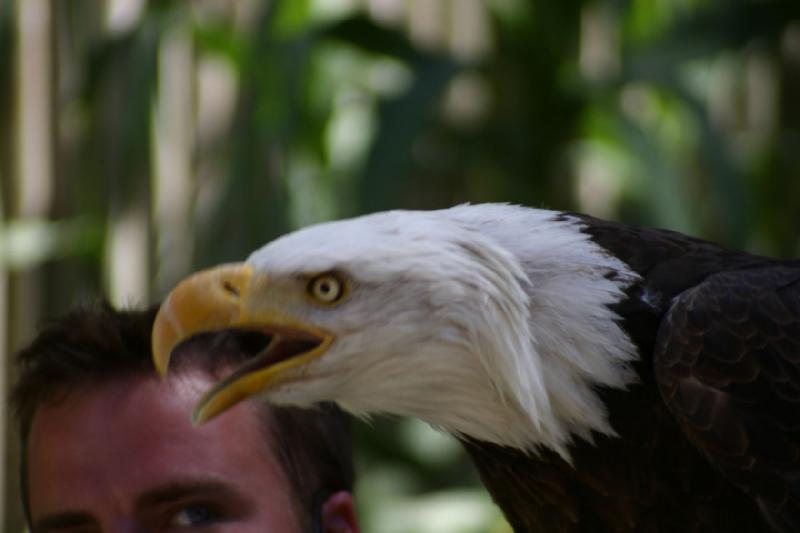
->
[152,263,333,424]
[152,263,253,377]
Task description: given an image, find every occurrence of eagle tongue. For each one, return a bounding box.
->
[215,332,321,386]
[256,335,321,368]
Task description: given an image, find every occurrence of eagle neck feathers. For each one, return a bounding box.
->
[443,204,640,457]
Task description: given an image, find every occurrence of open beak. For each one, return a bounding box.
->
[152,263,334,425]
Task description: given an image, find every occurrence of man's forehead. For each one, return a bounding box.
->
[27,370,271,481]
[25,363,303,532]
[28,375,279,496]
[33,371,212,424]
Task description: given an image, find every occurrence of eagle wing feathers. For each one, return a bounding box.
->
[655,266,800,532]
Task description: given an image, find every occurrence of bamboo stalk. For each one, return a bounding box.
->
[6,0,55,529]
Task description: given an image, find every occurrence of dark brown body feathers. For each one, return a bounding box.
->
[464,215,800,532]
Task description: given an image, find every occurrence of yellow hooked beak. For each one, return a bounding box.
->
[152,263,333,425]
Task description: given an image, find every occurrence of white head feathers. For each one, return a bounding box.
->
[247,204,640,457]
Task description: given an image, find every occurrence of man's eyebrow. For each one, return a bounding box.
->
[33,511,97,532]
[135,478,242,510]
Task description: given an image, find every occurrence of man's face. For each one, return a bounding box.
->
[27,372,303,532]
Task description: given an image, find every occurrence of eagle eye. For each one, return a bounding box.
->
[307,273,345,305]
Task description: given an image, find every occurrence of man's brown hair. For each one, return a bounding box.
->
[11,302,354,531]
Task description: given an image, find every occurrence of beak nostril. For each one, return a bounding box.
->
[222,280,240,298]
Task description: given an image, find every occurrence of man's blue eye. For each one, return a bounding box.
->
[168,504,219,527]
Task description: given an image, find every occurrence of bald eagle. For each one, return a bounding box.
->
[152,204,800,532]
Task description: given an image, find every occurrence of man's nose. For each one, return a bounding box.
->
[108,518,148,533]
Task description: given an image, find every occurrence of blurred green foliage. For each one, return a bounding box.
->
[2,0,799,531]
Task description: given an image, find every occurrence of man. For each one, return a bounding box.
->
[12,303,360,532]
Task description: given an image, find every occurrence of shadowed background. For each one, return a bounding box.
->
[1,0,799,530]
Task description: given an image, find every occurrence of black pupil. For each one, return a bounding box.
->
[318,280,332,295]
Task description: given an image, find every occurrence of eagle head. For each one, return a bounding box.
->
[153,206,638,453]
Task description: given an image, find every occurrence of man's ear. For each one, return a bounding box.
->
[321,490,359,533]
